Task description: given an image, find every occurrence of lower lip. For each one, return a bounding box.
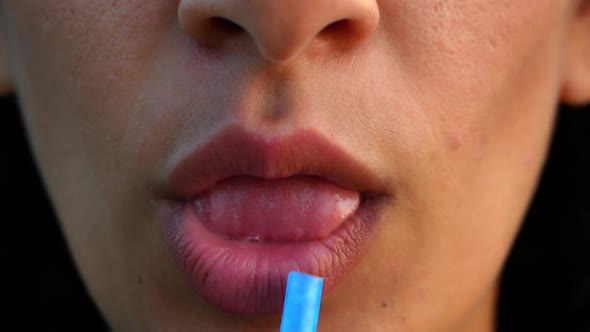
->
[157,194,383,314]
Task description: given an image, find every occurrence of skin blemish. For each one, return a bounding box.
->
[137,274,143,285]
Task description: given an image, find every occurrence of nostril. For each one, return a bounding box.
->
[318,20,354,41]
[178,0,379,61]
[207,17,245,36]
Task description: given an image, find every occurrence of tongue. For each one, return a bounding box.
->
[192,176,360,242]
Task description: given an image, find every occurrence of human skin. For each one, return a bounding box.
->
[1,0,589,331]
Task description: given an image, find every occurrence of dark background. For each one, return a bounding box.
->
[2,95,589,331]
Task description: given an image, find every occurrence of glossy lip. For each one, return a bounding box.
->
[154,125,390,314]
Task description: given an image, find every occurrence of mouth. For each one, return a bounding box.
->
[154,125,390,314]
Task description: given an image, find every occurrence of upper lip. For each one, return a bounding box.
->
[155,124,388,200]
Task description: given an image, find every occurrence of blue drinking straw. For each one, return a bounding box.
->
[280,271,324,332]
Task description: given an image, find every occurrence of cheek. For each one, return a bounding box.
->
[2,0,180,191]
[1,0,183,315]
[353,1,569,327]
[3,0,176,127]
[341,1,572,199]
[376,0,569,181]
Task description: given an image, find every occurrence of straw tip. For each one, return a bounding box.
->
[280,271,324,332]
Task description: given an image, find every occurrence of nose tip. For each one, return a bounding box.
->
[178,0,380,63]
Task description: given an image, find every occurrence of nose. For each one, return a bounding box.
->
[178,0,380,63]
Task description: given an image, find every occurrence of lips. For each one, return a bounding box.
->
[154,125,388,314]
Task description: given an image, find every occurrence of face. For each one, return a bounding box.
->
[2,0,589,331]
